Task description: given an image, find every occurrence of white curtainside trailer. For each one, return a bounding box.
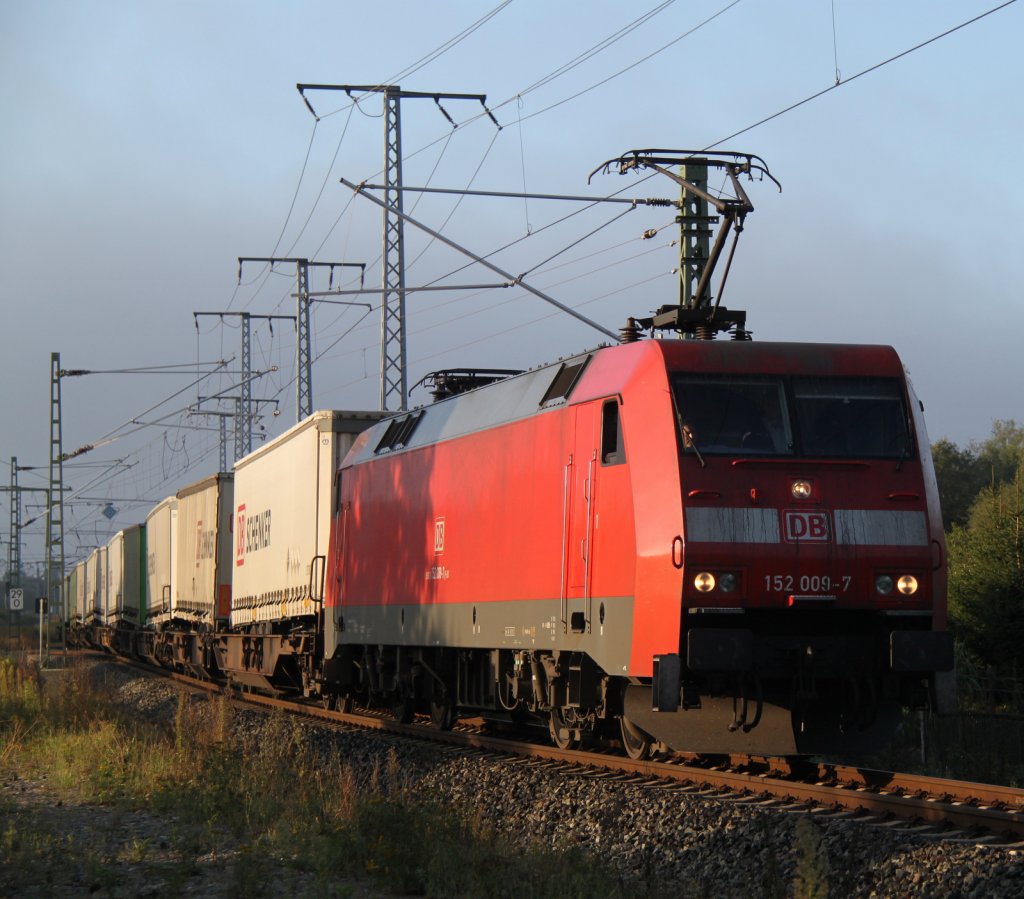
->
[175,473,233,629]
[106,525,144,629]
[230,410,383,630]
[145,496,178,627]
[74,558,88,625]
[86,548,105,626]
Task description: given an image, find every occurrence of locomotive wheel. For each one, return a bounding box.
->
[320,693,336,711]
[549,708,580,750]
[619,715,653,761]
[429,697,456,731]
[338,693,354,714]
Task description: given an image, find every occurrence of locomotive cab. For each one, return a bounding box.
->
[622,340,954,756]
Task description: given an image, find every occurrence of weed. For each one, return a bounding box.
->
[1,658,638,898]
[792,814,830,899]
[124,836,153,862]
[758,816,786,899]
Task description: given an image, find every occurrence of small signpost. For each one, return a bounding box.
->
[8,588,24,611]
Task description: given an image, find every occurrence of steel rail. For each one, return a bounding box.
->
[91,654,1024,842]
[221,686,1024,841]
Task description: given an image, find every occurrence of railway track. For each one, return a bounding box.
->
[101,654,1024,845]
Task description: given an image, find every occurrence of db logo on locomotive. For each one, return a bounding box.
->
[782,510,831,543]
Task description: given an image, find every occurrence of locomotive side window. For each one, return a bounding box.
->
[601,399,625,466]
[793,377,910,458]
[673,376,791,456]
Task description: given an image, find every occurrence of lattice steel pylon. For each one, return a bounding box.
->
[46,353,66,662]
[239,313,252,459]
[295,259,312,419]
[296,84,495,411]
[8,457,20,593]
[381,86,408,411]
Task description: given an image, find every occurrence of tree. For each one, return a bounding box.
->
[972,419,1024,490]
[932,438,983,530]
[947,462,1024,678]
[932,420,1024,531]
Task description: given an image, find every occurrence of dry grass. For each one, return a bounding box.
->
[0,656,633,897]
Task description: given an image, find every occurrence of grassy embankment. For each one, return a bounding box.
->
[0,656,649,898]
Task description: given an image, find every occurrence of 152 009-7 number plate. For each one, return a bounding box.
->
[764,574,851,593]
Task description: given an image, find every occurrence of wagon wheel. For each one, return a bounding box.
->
[549,707,580,750]
[619,715,653,761]
[429,696,456,731]
[391,685,415,724]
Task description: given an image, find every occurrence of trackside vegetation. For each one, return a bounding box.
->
[0,657,663,898]
[873,420,1024,784]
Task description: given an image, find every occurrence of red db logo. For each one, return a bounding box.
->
[783,510,831,543]
[236,505,246,565]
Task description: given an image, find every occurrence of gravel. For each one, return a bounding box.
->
[7,660,1024,897]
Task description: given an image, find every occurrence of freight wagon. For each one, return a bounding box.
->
[210,411,384,692]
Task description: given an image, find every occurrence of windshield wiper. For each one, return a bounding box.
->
[895,432,913,472]
[681,423,706,468]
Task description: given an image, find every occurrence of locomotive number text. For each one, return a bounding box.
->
[764,574,851,593]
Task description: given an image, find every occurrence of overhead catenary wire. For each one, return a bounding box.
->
[313,1,516,121]
[316,236,675,376]
[325,0,1018,377]
[285,0,707,253]
[513,0,680,99]
[410,239,677,343]
[225,2,517,319]
[707,0,1018,149]
[308,177,667,377]
[229,0,727,367]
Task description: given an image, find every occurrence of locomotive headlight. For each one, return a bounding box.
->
[875,575,894,595]
[897,575,919,595]
[791,479,813,500]
[694,572,716,593]
[718,572,738,593]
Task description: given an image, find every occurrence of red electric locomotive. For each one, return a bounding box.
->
[322,336,953,757]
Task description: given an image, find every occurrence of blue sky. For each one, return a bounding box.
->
[1,0,1021,568]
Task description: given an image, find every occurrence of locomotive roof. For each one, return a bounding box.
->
[343,339,906,465]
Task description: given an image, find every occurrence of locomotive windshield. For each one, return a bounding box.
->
[791,376,910,458]
[672,374,912,459]
[673,377,791,455]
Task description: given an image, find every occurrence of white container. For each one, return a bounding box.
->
[74,559,88,623]
[86,548,104,623]
[175,473,233,628]
[231,410,383,628]
[145,496,178,627]
[106,525,143,628]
